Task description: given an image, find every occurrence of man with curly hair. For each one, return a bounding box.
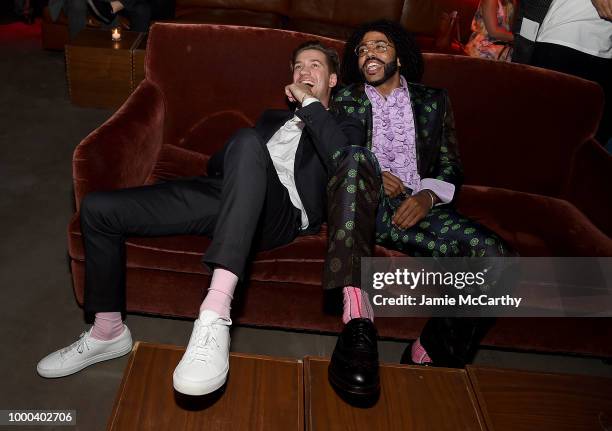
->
[325,19,514,398]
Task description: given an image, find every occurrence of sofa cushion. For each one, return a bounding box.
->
[68,256,612,357]
[68,216,405,287]
[457,185,612,256]
[179,110,254,156]
[149,144,210,182]
[68,185,612,291]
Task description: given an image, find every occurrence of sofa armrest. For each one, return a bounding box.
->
[565,139,612,237]
[72,80,165,210]
[457,185,612,256]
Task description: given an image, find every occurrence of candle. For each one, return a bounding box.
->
[111,28,121,42]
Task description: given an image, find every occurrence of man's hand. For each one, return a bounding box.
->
[110,1,124,13]
[382,171,405,197]
[392,190,434,229]
[592,0,612,20]
[285,83,314,106]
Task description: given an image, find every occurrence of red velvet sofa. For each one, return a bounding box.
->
[43,0,476,53]
[68,23,612,358]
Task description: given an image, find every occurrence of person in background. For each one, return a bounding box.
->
[47,0,151,39]
[465,0,517,61]
[86,0,149,30]
[513,0,612,145]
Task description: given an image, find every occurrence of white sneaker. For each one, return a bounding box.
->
[173,310,232,396]
[37,326,133,378]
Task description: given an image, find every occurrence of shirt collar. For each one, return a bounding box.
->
[365,76,409,106]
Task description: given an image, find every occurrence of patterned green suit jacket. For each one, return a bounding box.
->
[331,82,464,202]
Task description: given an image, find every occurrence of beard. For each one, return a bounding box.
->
[360,56,399,87]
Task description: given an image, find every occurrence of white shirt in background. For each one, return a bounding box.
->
[537,0,612,58]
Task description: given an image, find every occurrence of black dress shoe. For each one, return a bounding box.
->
[328,318,379,397]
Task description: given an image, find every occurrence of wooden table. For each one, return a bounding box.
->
[65,29,145,109]
[107,342,304,431]
[304,356,486,431]
[108,344,612,431]
[467,366,612,431]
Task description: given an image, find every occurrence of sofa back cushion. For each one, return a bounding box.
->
[145,24,603,198]
[146,23,344,151]
[421,54,603,197]
[180,110,254,154]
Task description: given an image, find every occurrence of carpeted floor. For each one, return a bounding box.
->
[1,17,611,431]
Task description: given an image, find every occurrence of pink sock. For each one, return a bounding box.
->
[411,337,432,364]
[90,312,124,341]
[200,268,238,319]
[342,286,374,324]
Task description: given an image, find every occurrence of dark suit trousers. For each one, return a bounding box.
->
[81,129,301,313]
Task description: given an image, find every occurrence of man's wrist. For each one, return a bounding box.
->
[423,189,438,208]
[301,96,318,106]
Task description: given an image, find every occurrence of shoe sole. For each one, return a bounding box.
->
[328,366,380,397]
[172,363,229,396]
[37,342,133,378]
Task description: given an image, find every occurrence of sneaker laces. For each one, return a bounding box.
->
[187,321,221,364]
[60,332,90,359]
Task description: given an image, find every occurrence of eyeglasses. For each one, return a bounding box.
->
[355,40,394,57]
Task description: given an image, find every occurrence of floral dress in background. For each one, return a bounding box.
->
[465,0,515,61]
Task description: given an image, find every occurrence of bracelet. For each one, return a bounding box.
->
[425,190,435,209]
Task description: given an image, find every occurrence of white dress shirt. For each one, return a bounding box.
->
[266,97,318,230]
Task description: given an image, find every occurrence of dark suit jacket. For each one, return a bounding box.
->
[331,82,464,203]
[207,101,363,234]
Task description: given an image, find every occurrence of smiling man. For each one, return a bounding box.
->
[324,20,515,398]
[37,41,363,397]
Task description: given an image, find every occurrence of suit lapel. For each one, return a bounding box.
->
[408,83,437,177]
[256,110,293,144]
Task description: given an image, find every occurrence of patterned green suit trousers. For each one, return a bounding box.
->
[323,146,515,367]
[324,146,512,291]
